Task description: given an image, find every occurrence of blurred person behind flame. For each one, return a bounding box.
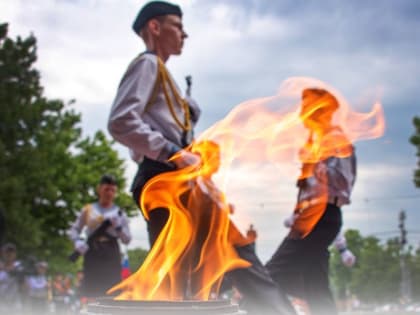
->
[265,88,357,315]
[24,261,49,315]
[0,243,24,313]
[68,174,131,298]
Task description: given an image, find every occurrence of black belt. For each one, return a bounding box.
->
[328,196,345,207]
[130,157,175,192]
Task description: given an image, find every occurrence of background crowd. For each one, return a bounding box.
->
[0,242,82,314]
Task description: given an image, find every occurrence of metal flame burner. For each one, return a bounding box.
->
[85,298,243,315]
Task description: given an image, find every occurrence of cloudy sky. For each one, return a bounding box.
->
[2,0,420,262]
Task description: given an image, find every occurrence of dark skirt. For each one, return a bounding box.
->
[82,237,121,298]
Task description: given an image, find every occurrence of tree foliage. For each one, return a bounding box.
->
[411,248,420,299]
[0,23,137,273]
[410,116,420,188]
[330,229,364,300]
[330,230,420,306]
[127,247,148,272]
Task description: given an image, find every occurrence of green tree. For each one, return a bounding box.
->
[0,22,78,257]
[333,235,401,305]
[330,229,364,301]
[410,116,420,188]
[410,247,420,300]
[330,231,415,306]
[127,247,149,272]
[71,130,136,213]
[0,23,136,273]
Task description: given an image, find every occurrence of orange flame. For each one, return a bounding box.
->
[109,142,251,300]
[109,77,385,301]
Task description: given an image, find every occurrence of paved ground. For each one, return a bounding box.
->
[340,312,414,315]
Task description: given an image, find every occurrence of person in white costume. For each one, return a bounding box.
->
[68,174,131,298]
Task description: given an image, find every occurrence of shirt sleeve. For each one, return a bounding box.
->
[108,56,176,162]
[315,128,356,188]
[118,212,132,245]
[68,207,88,243]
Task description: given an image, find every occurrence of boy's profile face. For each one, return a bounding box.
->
[156,14,187,56]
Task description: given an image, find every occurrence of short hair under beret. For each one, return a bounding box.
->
[132,1,183,35]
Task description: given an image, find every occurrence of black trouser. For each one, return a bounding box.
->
[225,244,297,315]
[131,159,296,315]
[131,158,175,247]
[265,204,342,315]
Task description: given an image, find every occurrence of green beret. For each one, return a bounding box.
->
[132,1,183,34]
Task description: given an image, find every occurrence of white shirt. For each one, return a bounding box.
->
[26,275,48,298]
[297,127,357,207]
[68,202,131,245]
[108,52,201,163]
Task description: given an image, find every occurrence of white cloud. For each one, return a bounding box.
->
[0,0,19,20]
